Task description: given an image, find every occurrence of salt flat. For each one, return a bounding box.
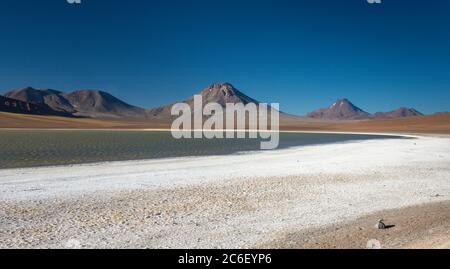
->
[0,135,449,248]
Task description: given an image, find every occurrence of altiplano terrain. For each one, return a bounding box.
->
[1,111,450,134]
[1,135,449,248]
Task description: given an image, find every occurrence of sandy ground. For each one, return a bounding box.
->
[0,135,449,248]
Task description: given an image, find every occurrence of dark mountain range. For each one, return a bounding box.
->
[3,83,267,119]
[2,84,426,121]
[4,87,146,118]
[5,87,76,114]
[0,94,72,117]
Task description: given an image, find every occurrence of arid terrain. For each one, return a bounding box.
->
[0,112,168,129]
[262,202,450,249]
[1,111,450,134]
[2,83,449,134]
[1,87,450,249]
[1,0,449,251]
[1,135,449,248]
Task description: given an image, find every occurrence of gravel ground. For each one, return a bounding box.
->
[0,135,449,248]
[260,201,450,249]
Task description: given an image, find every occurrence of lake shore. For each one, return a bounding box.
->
[0,135,449,248]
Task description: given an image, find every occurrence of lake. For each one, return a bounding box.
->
[0,130,402,169]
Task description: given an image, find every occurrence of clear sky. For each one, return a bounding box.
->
[0,0,449,115]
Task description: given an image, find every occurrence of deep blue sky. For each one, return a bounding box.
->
[0,0,449,115]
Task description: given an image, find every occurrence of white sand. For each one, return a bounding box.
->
[0,135,449,248]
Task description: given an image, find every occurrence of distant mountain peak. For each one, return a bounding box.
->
[147,82,263,119]
[197,82,259,106]
[307,98,371,120]
[329,98,352,109]
[208,82,235,89]
[307,98,425,120]
[19,86,61,93]
[201,83,238,96]
[22,86,37,91]
[336,98,350,103]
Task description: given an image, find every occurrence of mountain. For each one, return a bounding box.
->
[5,87,76,114]
[198,83,260,106]
[0,94,72,117]
[3,83,265,120]
[148,83,263,119]
[4,87,146,118]
[306,98,371,120]
[3,85,427,121]
[374,107,423,119]
[61,90,146,118]
[5,87,62,104]
[307,99,425,120]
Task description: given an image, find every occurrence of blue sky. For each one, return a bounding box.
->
[0,0,449,115]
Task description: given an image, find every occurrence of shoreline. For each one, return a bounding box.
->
[0,135,449,248]
[0,127,421,138]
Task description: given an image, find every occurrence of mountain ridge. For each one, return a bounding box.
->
[306,99,424,120]
[373,107,424,119]
[2,84,426,120]
[306,98,372,120]
[4,87,146,119]
[0,93,73,117]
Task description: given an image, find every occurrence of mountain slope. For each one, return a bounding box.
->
[198,83,260,106]
[4,87,146,118]
[5,87,62,104]
[61,90,146,118]
[374,107,423,119]
[5,87,76,114]
[306,98,371,120]
[0,94,72,117]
